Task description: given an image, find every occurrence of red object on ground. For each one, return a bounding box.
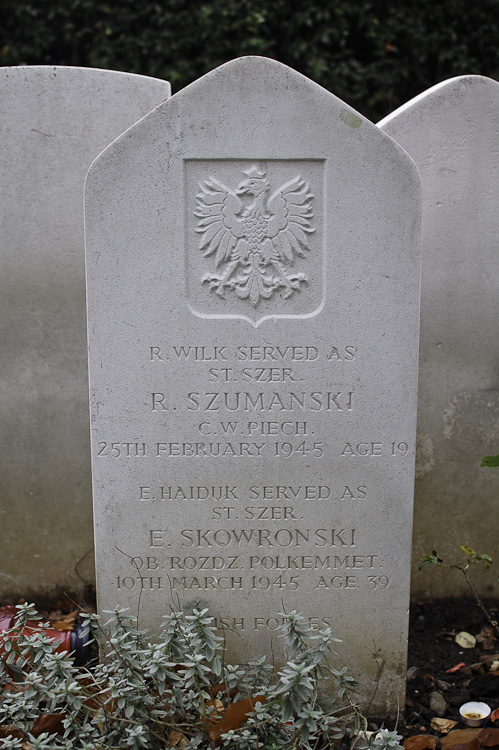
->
[446,661,466,673]
[0,606,73,655]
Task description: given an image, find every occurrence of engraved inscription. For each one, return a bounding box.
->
[340,441,409,457]
[148,344,357,363]
[137,484,368,503]
[195,165,315,306]
[96,329,409,634]
[148,527,356,548]
[98,341,396,462]
[115,525,387,599]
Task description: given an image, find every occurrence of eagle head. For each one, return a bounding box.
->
[236,164,270,197]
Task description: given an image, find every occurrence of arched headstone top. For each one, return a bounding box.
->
[89,56,419,179]
[378,74,499,128]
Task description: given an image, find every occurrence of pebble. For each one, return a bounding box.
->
[407,666,420,681]
[429,690,448,716]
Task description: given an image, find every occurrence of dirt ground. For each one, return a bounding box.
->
[397,597,499,737]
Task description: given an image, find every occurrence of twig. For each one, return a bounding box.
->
[455,564,499,639]
[365,640,385,717]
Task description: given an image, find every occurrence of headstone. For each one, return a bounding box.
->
[85,56,421,715]
[0,66,170,598]
[379,76,499,600]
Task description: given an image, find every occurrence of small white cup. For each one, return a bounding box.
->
[459,701,491,727]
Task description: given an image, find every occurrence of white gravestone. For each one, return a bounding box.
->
[0,66,170,598]
[379,76,499,600]
[86,57,421,715]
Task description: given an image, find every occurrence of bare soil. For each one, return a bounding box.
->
[398,597,499,737]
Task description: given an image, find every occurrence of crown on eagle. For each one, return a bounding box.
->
[242,164,267,179]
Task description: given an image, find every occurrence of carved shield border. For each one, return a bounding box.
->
[185,159,325,327]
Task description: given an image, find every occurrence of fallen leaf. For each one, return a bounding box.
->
[1,682,29,695]
[478,729,499,747]
[441,730,481,750]
[78,676,116,713]
[206,698,224,718]
[455,632,477,649]
[167,730,189,749]
[446,739,480,750]
[208,695,266,741]
[447,662,466,674]
[479,653,499,664]
[404,735,438,750]
[476,626,497,651]
[50,610,79,633]
[0,725,23,739]
[492,709,499,723]
[31,713,65,737]
[431,719,458,734]
[209,682,237,700]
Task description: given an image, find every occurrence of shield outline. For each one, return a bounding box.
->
[184,158,326,327]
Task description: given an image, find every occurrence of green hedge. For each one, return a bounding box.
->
[2,0,499,121]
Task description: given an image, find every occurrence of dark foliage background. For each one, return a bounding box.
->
[1,0,499,121]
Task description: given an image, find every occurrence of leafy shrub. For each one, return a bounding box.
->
[0,602,369,749]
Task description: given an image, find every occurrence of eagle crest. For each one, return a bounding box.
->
[195,165,315,307]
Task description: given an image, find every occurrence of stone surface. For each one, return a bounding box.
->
[85,56,421,715]
[429,690,448,717]
[379,76,499,600]
[0,66,170,597]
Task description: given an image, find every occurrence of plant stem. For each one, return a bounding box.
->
[455,565,499,639]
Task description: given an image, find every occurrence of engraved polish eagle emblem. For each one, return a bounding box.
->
[195,165,315,307]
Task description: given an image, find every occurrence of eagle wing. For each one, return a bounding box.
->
[266,176,315,264]
[195,177,245,267]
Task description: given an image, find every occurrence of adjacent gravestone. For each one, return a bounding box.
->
[379,76,499,600]
[0,67,170,598]
[85,57,421,715]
